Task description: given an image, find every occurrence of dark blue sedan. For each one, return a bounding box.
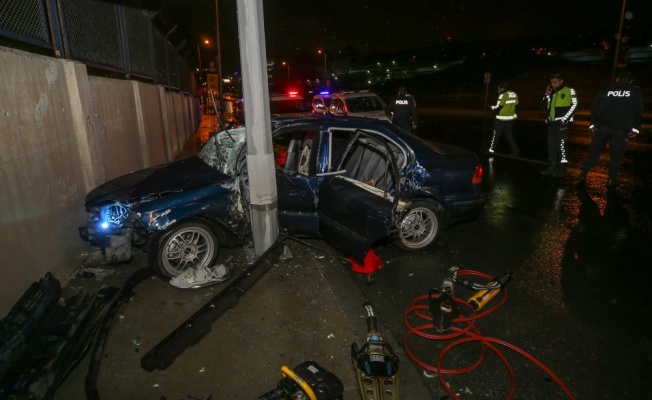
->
[79,116,484,278]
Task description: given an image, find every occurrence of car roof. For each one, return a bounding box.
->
[270,92,305,101]
[332,90,380,99]
[270,115,399,138]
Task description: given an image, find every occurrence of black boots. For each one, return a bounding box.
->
[541,165,555,175]
[553,165,566,178]
[541,164,566,178]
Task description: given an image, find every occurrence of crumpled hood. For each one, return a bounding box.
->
[84,157,232,207]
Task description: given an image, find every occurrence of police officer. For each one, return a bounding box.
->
[489,81,519,156]
[385,86,417,131]
[578,69,643,188]
[541,72,578,177]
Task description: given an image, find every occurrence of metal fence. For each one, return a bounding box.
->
[0,0,194,92]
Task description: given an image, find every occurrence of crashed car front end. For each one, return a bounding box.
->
[79,198,147,264]
[78,127,251,266]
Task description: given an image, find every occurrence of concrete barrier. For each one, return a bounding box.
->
[0,46,199,317]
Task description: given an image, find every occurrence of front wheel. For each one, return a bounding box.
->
[148,220,219,279]
[395,201,441,251]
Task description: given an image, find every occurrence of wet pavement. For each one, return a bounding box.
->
[52,112,652,399]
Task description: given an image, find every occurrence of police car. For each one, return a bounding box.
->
[233,91,312,124]
[313,90,390,121]
[269,91,312,117]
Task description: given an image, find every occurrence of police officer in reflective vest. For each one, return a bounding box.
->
[385,86,417,131]
[489,81,519,156]
[578,69,643,188]
[541,72,578,177]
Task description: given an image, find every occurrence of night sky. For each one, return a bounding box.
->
[263,0,647,53]
[111,0,652,73]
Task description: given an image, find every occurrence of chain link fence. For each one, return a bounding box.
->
[0,0,194,92]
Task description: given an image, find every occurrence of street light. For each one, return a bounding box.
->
[282,61,290,83]
[197,38,210,73]
[611,0,627,81]
[318,49,327,80]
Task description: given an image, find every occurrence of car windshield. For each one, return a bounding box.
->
[270,99,310,114]
[197,127,247,176]
[346,96,386,113]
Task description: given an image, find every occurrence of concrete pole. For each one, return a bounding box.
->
[235,0,279,256]
[215,0,225,128]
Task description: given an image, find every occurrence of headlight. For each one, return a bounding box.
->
[97,203,131,230]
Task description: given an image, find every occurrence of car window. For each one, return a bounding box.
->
[197,127,247,176]
[270,99,310,115]
[346,96,385,112]
[272,129,316,174]
[328,129,353,170]
[339,134,402,192]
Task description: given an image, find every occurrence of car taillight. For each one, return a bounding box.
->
[472,163,483,184]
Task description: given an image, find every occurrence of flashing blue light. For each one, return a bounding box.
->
[319,90,330,95]
[101,221,109,230]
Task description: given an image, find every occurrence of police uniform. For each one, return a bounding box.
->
[541,85,578,176]
[385,92,417,131]
[489,86,519,155]
[579,77,644,186]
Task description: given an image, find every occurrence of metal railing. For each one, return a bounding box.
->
[0,0,194,92]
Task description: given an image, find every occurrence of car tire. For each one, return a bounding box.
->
[148,219,219,279]
[395,200,441,251]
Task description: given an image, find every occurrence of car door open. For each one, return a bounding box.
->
[316,130,408,263]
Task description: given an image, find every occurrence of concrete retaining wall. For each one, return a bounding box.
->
[0,47,200,317]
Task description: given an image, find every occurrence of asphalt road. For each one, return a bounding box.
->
[349,115,652,399]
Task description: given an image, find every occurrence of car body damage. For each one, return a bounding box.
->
[79,117,484,279]
[78,128,250,278]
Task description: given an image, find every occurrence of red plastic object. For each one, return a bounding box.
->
[350,249,384,274]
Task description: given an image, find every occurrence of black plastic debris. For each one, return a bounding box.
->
[0,273,118,399]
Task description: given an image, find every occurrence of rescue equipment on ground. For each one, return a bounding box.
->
[349,249,384,275]
[429,267,461,333]
[467,270,513,311]
[351,302,399,400]
[403,266,576,399]
[258,361,343,400]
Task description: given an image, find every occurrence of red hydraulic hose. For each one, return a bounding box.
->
[402,268,576,399]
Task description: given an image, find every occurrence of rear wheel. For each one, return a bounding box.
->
[395,201,441,251]
[148,220,219,279]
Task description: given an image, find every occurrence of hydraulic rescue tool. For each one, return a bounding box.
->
[443,266,513,311]
[466,270,513,311]
[429,267,461,333]
[258,361,343,400]
[351,302,399,400]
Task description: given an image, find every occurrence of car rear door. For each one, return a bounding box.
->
[316,130,405,263]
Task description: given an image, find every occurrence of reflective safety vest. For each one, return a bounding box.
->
[544,86,578,122]
[492,90,518,121]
